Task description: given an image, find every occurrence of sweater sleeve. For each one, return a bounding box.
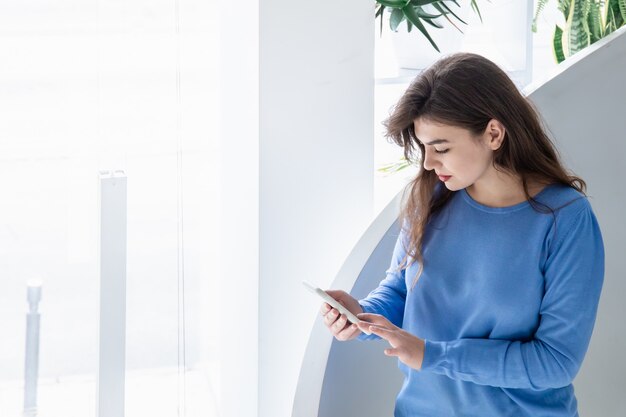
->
[421,205,605,390]
[357,227,409,341]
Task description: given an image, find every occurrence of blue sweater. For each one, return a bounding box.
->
[358,184,604,417]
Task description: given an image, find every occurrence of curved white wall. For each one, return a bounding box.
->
[293,194,402,417]
[525,25,626,417]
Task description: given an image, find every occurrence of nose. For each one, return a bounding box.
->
[422,147,440,171]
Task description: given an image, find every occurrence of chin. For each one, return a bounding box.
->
[443,182,462,191]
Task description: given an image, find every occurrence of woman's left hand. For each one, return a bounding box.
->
[357,313,425,371]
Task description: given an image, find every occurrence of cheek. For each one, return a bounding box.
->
[449,147,490,176]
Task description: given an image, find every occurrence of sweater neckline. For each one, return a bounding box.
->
[460,184,555,213]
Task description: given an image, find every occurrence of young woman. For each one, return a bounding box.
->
[320,53,604,417]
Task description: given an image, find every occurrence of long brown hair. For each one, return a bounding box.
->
[383,52,586,288]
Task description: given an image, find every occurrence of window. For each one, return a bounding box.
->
[0,1,219,416]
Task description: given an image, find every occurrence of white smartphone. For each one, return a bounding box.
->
[302,281,371,335]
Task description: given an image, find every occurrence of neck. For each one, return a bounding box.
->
[466,170,544,208]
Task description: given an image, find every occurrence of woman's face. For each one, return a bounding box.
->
[413,117,503,192]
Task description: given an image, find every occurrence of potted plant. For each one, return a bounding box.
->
[376,0,483,69]
[533,0,626,63]
[376,0,483,51]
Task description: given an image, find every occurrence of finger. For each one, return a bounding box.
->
[332,314,348,335]
[357,313,392,327]
[358,321,388,335]
[336,323,360,341]
[320,302,331,315]
[355,320,373,335]
[367,324,393,341]
[384,347,400,357]
[355,320,372,335]
[323,308,339,327]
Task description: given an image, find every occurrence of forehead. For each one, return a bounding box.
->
[413,118,472,143]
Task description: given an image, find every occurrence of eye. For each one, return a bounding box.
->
[434,148,449,154]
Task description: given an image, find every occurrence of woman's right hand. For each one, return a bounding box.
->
[320,290,364,341]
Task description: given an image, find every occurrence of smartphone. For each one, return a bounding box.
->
[302,281,370,335]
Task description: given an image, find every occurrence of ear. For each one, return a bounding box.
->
[484,119,506,150]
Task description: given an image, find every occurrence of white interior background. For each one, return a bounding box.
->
[0,0,219,416]
[0,1,571,416]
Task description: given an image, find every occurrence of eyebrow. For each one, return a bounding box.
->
[417,138,450,146]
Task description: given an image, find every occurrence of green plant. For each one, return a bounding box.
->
[376,0,483,52]
[533,0,626,63]
[378,157,413,176]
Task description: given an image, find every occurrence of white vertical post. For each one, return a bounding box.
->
[23,279,42,417]
[97,170,127,417]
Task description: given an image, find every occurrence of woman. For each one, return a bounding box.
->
[320,53,604,416]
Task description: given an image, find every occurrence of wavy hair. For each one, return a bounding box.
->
[383,53,586,288]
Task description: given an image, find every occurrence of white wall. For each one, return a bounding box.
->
[526,25,626,416]
[219,1,374,417]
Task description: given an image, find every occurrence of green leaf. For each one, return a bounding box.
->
[390,8,406,31]
[605,4,616,35]
[603,0,613,24]
[402,4,440,51]
[533,0,550,32]
[376,4,385,18]
[377,158,411,175]
[558,0,570,16]
[471,0,483,23]
[377,0,410,8]
[604,0,624,28]
[408,0,441,6]
[553,25,566,63]
[613,0,626,26]
[587,0,602,42]
[565,0,590,56]
[439,1,468,25]
[432,2,463,33]
[377,5,385,36]
[415,6,442,19]
[423,17,444,29]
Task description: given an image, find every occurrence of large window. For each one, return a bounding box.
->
[0,1,219,416]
